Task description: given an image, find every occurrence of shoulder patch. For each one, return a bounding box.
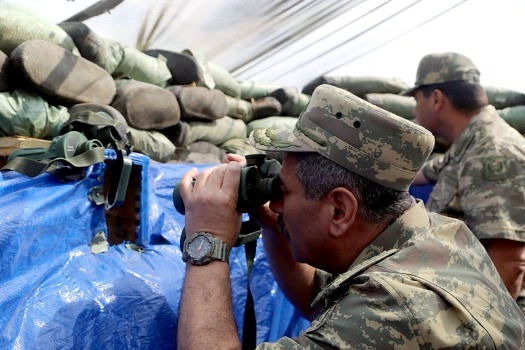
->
[482,158,508,181]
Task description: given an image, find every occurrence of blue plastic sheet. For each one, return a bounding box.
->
[0,153,308,349]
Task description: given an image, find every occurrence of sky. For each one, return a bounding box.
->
[12,0,525,93]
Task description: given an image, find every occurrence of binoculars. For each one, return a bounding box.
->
[173,153,282,215]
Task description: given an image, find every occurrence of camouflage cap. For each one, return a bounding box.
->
[403,52,480,96]
[249,84,435,191]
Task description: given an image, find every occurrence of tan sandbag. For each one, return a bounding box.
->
[364,93,416,120]
[167,85,227,121]
[112,79,180,130]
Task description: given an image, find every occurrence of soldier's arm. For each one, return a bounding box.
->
[483,238,525,300]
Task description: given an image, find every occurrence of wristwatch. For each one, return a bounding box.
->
[182,232,230,265]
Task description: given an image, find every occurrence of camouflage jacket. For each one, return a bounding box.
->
[422,105,525,243]
[257,201,525,349]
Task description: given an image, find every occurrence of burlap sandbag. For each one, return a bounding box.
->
[302,75,409,97]
[208,61,241,99]
[239,80,282,100]
[0,2,79,56]
[484,85,525,110]
[127,126,175,163]
[185,116,247,146]
[0,89,69,138]
[497,106,525,134]
[112,79,180,130]
[167,85,227,121]
[247,116,298,136]
[364,93,416,120]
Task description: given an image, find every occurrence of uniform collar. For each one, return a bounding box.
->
[312,200,431,306]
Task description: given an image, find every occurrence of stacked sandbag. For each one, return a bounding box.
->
[302,75,410,97]
[497,106,525,135]
[364,93,416,120]
[484,85,525,110]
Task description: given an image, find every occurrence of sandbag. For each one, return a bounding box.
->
[113,45,172,88]
[0,89,69,138]
[484,85,525,110]
[10,39,116,105]
[181,49,215,89]
[112,79,181,130]
[302,75,409,97]
[269,87,310,116]
[208,61,242,98]
[186,116,247,146]
[0,2,79,56]
[225,95,253,123]
[497,106,525,134]
[0,50,12,92]
[168,85,227,121]
[145,49,202,86]
[239,80,282,100]
[364,93,416,120]
[127,127,176,162]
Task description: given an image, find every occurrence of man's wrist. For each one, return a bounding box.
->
[182,232,231,265]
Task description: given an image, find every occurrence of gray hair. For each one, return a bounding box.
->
[294,152,413,224]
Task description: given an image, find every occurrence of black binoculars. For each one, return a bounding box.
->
[173,154,282,215]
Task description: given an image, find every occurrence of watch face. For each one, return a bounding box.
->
[187,235,213,259]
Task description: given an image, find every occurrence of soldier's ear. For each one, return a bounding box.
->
[326,187,357,237]
[431,89,445,111]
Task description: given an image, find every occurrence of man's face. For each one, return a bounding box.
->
[413,89,438,133]
[269,153,330,264]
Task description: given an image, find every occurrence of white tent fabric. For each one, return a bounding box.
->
[15,0,525,92]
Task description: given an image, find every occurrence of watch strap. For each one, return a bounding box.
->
[183,232,230,265]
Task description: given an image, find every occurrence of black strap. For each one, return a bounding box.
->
[242,238,257,350]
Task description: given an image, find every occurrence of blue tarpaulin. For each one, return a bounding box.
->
[0,153,309,349]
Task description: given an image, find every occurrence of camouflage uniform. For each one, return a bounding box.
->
[404,52,525,311]
[257,201,525,349]
[250,85,525,349]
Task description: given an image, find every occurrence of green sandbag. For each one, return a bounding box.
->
[225,95,253,123]
[247,116,298,135]
[0,50,11,92]
[220,137,263,156]
[182,49,215,89]
[186,116,247,146]
[208,61,241,99]
[0,2,79,56]
[497,106,525,134]
[112,44,172,88]
[302,75,409,97]
[127,126,175,163]
[239,80,282,100]
[269,87,310,116]
[364,93,416,120]
[484,85,525,110]
[0,89,69,138]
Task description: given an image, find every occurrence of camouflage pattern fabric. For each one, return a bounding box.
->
[403,52,480,96]
[422,105,525,308]
[0,89,69,139]
[250,84,435,191]
[257,201,525,349]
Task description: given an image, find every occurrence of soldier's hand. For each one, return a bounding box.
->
[179,162,243,248]
[224,153,247,167]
